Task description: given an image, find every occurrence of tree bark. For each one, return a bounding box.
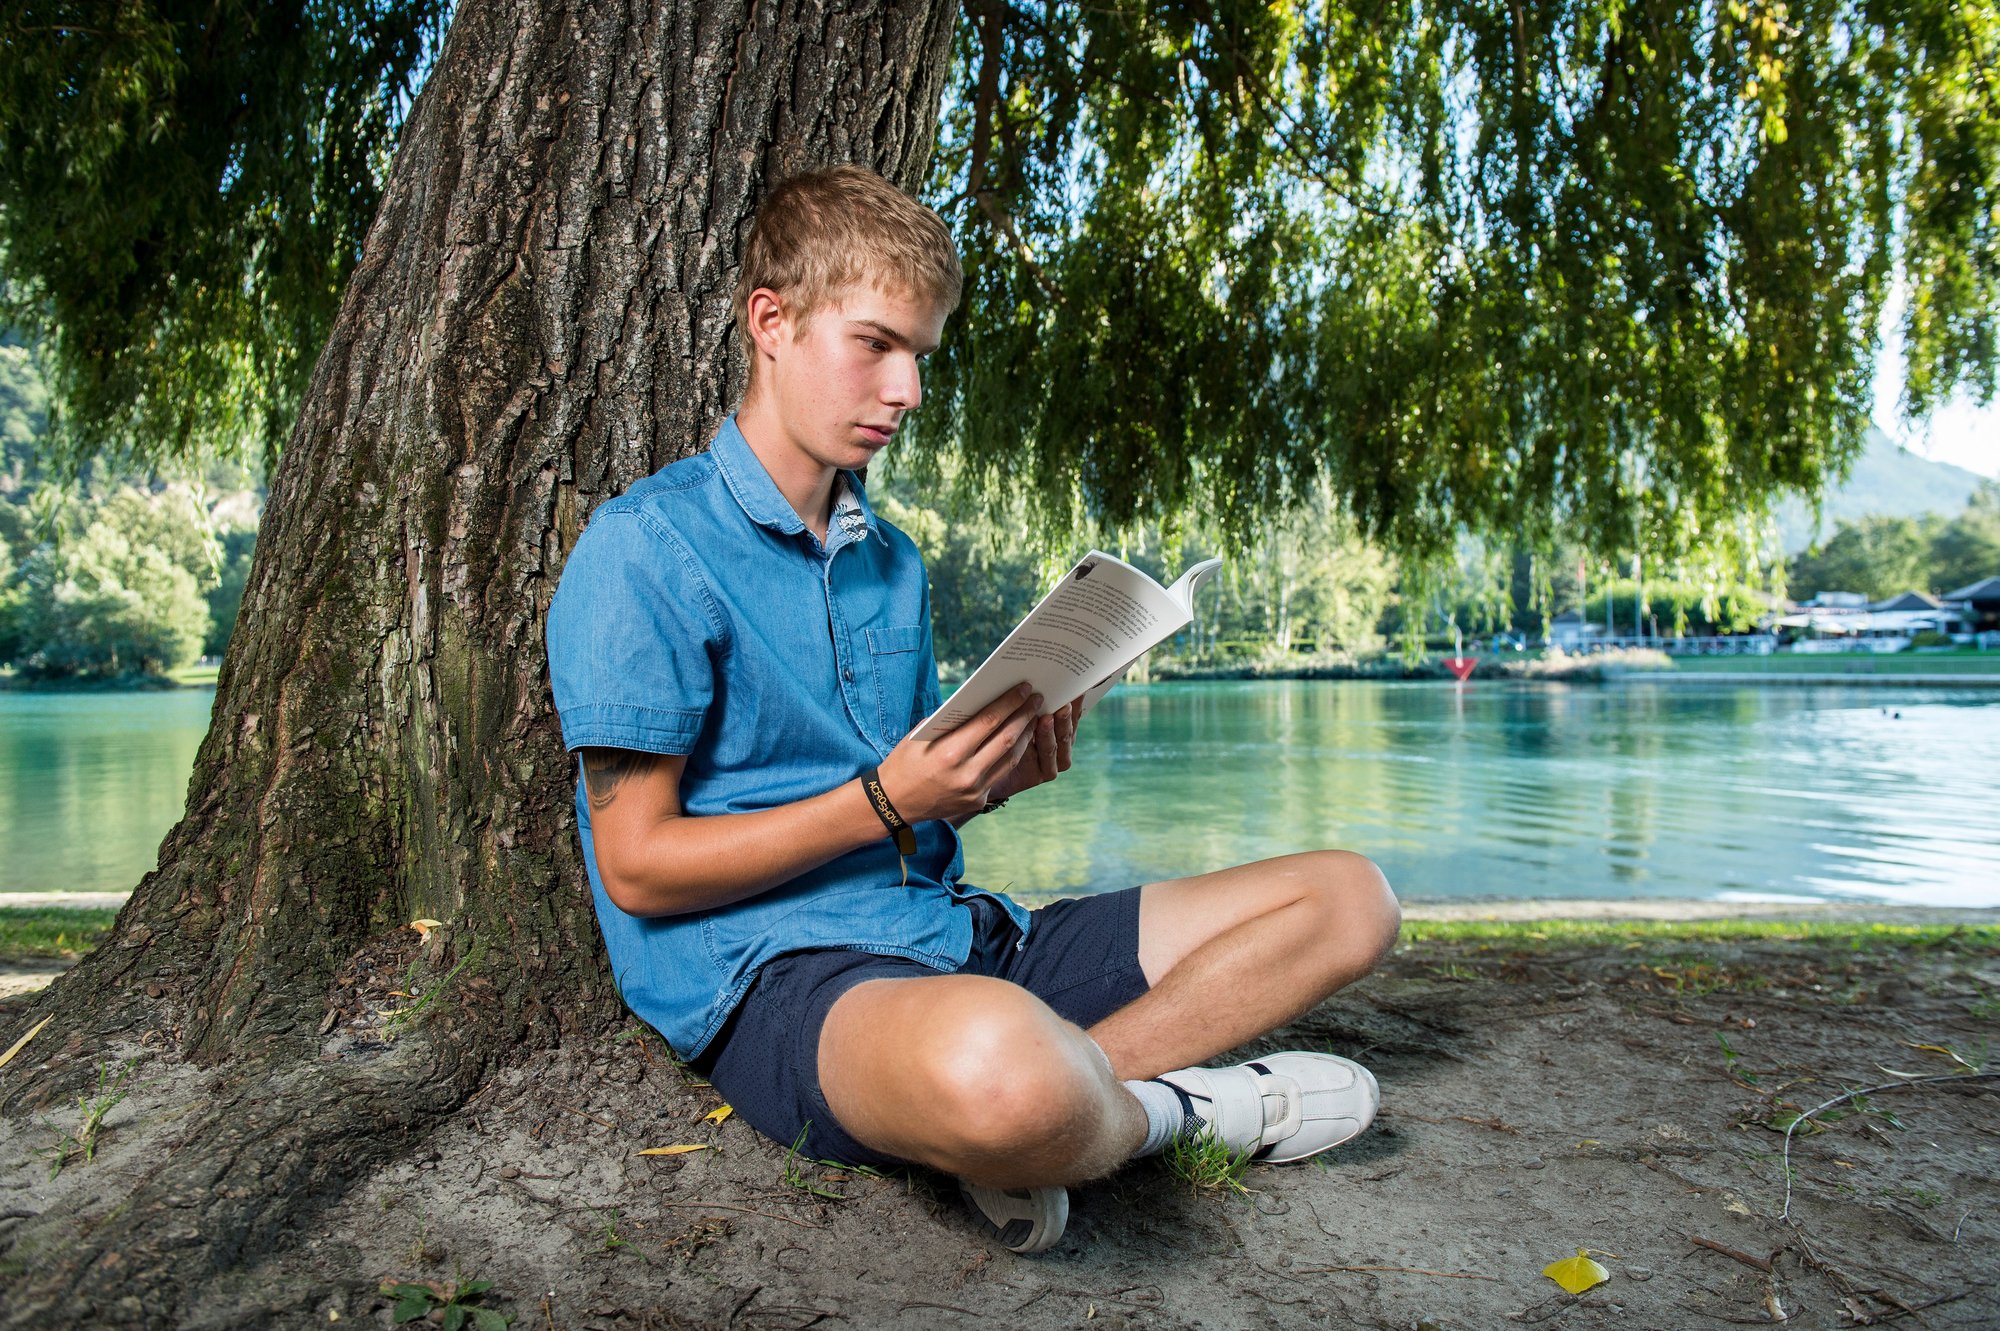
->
[2,0,958,1321]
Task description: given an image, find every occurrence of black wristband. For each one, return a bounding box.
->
[860,767,918,856]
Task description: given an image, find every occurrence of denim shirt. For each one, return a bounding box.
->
[546,417,1032,1057]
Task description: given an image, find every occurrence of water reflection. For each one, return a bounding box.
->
[0,690,216,894]
[959,680,2000,907]
[3,679,1994,907]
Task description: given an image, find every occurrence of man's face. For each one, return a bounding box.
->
[755,279,950,473]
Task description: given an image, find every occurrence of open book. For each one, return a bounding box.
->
[912,551,1224,742]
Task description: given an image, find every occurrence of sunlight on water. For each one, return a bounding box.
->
[2,680,1995,906]
[957,680,2000,907]
[0,690,215,894]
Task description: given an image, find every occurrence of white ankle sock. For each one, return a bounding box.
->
[1124,1078,1196,1157]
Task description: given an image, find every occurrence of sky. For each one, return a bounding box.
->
[1871,290,2000,479]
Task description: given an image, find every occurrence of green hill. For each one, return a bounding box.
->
[1776,427,1987,552]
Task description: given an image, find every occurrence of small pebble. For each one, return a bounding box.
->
[499,1166,520,1179]
[1627,1266,1654,1281]
[1522,1156,1546,1170]
[1495,1187,1513,1198]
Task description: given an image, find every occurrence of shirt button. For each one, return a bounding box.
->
[842,668,854,682]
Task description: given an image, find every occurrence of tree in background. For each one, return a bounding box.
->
[5,484,219,677]
[1787,512,1948,599]
[1195,499,1398,659]
[1782,484,2000,600]
[203,525,259,658]
[0,0,449,472]
[1932,483,2000,592]
[1582,578,1769,636]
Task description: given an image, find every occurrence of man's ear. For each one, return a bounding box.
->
[744,287,791,364]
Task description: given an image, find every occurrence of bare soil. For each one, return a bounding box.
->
[3,926,1996,1330]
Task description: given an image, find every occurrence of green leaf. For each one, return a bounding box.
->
[393,1294,432,1323]
[459,1281,493,1297]
[441,1304,466,1331]
[471,1309,510,1331]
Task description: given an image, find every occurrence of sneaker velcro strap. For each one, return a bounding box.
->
[1252,1071,1303,1148]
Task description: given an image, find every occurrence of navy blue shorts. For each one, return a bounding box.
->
[691,887,1149,1168]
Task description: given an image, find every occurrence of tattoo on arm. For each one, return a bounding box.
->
[581,748,663,810]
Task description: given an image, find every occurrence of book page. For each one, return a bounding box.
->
[1070,558,1221,717]
[913,551,1190,741]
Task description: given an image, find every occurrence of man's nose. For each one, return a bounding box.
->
[884,353,922,410]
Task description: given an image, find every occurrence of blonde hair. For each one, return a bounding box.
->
[734,166,962,367]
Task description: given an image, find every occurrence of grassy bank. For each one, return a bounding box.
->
[11,906,1989,968]
[1666,651,2000,676]
[1400,916,2000,951]
[0,907,118,962]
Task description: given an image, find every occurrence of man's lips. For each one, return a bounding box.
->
[857,423,896,445]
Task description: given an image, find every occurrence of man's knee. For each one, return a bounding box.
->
[920,980,1107,1156]
[1299,849,1401,974]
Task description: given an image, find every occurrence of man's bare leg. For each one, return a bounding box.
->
[817,850,1396,1188]
[818,973,1146,1188]
[1092,849,1400,1081]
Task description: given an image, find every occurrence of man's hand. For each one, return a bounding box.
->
[876,683,1050,823]
[983,694,1082,806]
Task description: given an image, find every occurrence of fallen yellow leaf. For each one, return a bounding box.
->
[0,1015,53,1071]
[1542,1250,1610,1295]
[1905,1042,1977,1070]
[703,1104,734,1125]
[637,1144,712,1156]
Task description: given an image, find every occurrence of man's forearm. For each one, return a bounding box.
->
[602,778,894,917]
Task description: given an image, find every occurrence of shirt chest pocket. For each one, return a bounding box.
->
[865,624,929,747]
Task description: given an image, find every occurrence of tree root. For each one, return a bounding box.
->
[1,1027,490,1330]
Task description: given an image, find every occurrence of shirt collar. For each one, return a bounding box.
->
[711,414,875,545]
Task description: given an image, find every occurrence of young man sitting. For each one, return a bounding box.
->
[545,166,1400,1253]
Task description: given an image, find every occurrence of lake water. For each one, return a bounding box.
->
[3,680,1997,906]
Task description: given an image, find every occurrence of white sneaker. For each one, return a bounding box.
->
[1156,1052,1379,1163]
[960,1180,1068,1254]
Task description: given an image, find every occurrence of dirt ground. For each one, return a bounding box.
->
[3,922,1997,1330]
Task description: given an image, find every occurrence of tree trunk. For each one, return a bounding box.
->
[2,0,957,1321]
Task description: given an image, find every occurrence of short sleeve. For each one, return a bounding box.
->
[546,508,725,755]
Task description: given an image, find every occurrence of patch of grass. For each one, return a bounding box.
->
[589,1208,638,1257]
[1398,918,2000,952]
[37,1058,135,1179]
[1717,1032,1760,1088]
[779,1125,851,1201]
[1162,1130,1253,1197]
[405,1207,442,1266]
[0,907,119,963]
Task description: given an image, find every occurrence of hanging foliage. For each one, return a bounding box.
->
[914,0,2000,579]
